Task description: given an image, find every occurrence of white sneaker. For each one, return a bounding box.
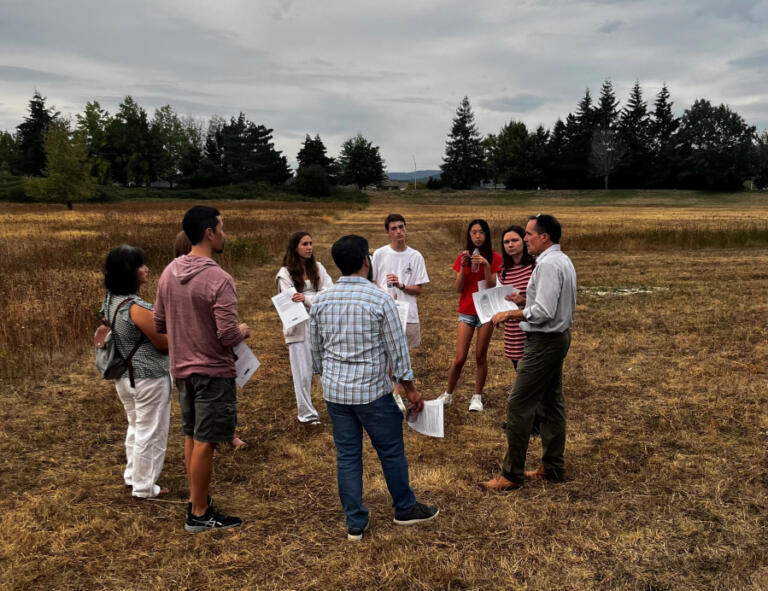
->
[436,392,453,407]
[468,395,484,412]
[393,393,407,413]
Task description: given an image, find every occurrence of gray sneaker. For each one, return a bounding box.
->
[393,502,439,526]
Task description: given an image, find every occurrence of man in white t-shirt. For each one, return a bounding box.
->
[371,213,429,411]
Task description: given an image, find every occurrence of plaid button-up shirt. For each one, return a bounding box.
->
[310,276,414,405]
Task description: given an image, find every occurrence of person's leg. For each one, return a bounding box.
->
[130,376,172,497]
[446,321,475,394]
[114,378,136,487]
[189,441,216,516]
[189,376,237,516]
[325,400,368,531]
[474,322,495,395]
[500,334,565,482]
[289,339,319,422]
[184,436,194,480]
[358,395,416,515]
[539,331,570,479]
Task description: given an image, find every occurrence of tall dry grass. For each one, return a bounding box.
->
[0,195,765,590]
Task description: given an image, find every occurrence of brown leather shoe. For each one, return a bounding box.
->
[524,466,563,482]
[478,475,522,491]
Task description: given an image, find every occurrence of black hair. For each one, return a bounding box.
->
[183,205,221,245]
[104,244,145,295]
[384,213,406,231]
[529,214,562,244]
[331,235,369,276]
[464,218,493,267]
[500,225,535,275]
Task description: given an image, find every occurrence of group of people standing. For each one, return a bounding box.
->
[100,205,576,539]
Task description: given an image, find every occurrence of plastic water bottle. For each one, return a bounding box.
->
[471,248,480,273]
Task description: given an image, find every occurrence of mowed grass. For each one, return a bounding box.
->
[0,193,766,590]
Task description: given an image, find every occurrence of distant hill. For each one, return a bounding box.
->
[387,170,441,182]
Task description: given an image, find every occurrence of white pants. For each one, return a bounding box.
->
[288,338,319,422]
[114,375,171,498]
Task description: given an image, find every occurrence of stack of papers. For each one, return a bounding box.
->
[472,284,519,325]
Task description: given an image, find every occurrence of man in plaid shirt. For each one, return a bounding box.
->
[310,235,439,540]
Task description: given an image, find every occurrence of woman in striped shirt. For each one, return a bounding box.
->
[494,225,535,366]
[492,225,539,435]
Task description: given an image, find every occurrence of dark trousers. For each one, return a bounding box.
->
[502,330,571,482]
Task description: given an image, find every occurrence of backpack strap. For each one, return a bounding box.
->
[109,296,145,388]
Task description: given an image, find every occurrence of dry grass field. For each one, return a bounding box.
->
[0,191,766,590]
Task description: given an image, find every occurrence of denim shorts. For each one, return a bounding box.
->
[458,313,482,328]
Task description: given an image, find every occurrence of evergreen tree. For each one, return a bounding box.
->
[220,114,291,185]
[567,88,598,187]
[595,79,620,130]
[295,134,335,196]
[485,121,538,189]
[337,133,386,189]
[103,96,152,186]
[755,130,768,189]
[649,84,679,187]
[76,101,112,184]
[297,134,334,172]
[440,96,486,189]
[673,99,757,190]
[23,119,97,208]
[15,91,58,176]
[0,131,17,174]
[616,81,652,187]
[150,105,187,188]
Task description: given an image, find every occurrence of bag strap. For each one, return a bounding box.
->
[108,296,145,387]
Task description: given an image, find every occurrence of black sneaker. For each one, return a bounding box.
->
[393,502,439,526]
[347,515,371,541]
[185,506,242,533]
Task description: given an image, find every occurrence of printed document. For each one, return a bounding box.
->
[395,300,410,332]
[406,399,444,438]
[271,287,309,330]
[234,341,260,387]
[472,284,519,325]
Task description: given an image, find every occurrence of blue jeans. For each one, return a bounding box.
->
[325,394,416,530]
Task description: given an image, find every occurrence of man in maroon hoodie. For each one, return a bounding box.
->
[155,205,250,532]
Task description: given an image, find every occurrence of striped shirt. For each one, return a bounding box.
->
[497,264,534,361]
[310,276,414,405]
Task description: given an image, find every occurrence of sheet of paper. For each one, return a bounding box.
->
[472,284,520,324]
[234,341,260,387]
[271,287,309,330]
[395,300,410,332]
[476,279,487,292]
[406,399,444,438]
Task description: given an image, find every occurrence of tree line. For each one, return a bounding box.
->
[0,92,386,205]
[439,81,768,191]
[1,83,767,207]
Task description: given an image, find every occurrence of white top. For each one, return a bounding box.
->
[275,261,333,343]
[371,245,429,323]
[520,244,577,333]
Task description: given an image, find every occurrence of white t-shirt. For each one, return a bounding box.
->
[371,245,429,323]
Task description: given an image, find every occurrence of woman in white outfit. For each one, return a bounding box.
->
[276,232,333,424]
[102,245,171,498]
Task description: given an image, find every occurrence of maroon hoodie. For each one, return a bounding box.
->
[154,255,244,379]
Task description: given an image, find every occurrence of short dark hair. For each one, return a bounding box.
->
[183,205,221,245]
[331,235,369,276]
[529,214,562,244]
[104,244,145,295]
[384,213,406,231]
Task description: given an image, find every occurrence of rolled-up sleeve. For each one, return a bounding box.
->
[310,306,323,375]
[213,279,244,348]
[523,264,561,325]
[381,298,414,383]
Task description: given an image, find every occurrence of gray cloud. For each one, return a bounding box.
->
[597,20,624,33]
[0,65,69,82]
[482,94,556,113]
[729,51,768,74]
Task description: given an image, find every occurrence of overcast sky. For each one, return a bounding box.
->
[1,0,766,171]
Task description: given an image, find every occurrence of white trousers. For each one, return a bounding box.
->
[288,338,319,422]
[114,375,171,498]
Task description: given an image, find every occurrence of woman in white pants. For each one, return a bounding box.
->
[102,245,171,498]
[276,232,333,424]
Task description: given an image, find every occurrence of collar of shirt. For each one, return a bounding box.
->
[536,244,561,263]
[337,276,369,285]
